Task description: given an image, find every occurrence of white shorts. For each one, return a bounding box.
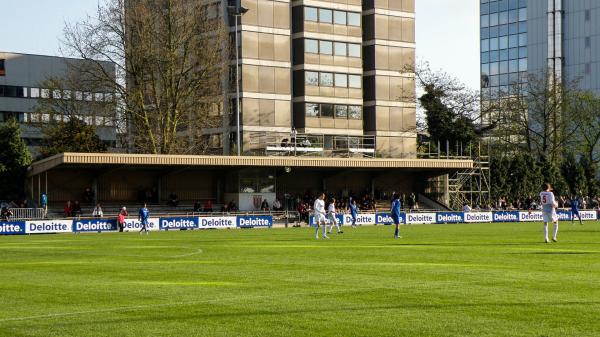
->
[542,210,558,223]
[315,213,326,224]
[327,213,338,224]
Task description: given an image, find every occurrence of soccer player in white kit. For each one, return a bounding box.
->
[313,193,328,239]
[326,198,343,234]
[540,183,559,243]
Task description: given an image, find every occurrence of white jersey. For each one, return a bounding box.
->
[327,203,336,216]
[314,199,325,216]
[540,191,556,213]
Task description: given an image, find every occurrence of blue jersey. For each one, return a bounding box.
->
[138,207,150,224]
[40,194,48,206]
[391,199,402,217]
[571,199,580,212]
[349,203,358,217]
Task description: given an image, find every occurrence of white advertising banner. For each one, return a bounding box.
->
[464,212,493,223]
[406,213,436,224]
[26,220,73,234]
[342,213,376,226]
[123,218,160,232]
[198,216,237,229]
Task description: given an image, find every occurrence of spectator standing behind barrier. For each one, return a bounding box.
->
[83,187,94,204]
[64,201,73,217]
[204,200,213,212]
[407,193,416,212]
[272,198,282,211]
[261,199,269,211]
[463,203,472,212]
[73,201,82,217]
[138,203,150,235]
[118,207,128,232]
[40,193,48,218]
[92,203,103,217]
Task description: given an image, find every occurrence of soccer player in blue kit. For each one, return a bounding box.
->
[570,195,583,225]
[138,203,150,235]
[349,199,359,228]
[391,194,402,239]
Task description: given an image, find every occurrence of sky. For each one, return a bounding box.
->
[0,0,481,90]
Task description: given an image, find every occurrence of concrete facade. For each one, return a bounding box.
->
[0,52,117,155]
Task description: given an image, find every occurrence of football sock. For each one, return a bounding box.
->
[394,228,399,237]
[553,223,558,240]
[543,223,548,241]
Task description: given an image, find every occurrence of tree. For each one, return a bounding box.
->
[40,117,107,158]
[560,153,587,196]
[489,70,582,164]
[414,63,494,153]
[0,118,32,200]
[62,0,228,154]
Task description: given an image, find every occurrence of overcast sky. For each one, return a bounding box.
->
[0,0,480,90]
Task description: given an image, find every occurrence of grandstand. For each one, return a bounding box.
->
[22,152,472,220]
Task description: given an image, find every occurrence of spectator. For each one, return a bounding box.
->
[167,193,179,207]
[297,201,308,223]
[261,199,269,211]
[92,203,103,217]
[117,207,128,232]
[272,198,282,211]
[228,200,239,211]
[281,138,289,147]
[72,201,82,217]
[64,201,73,217]
[407,193,416,211]
[1,207,13,221]
[83,187,94,203]
[40,193,48,218]
[204,200,213,212]
[463,203,472,212]
[193,201,202,212]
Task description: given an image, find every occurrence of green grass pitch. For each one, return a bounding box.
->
[2,222,600,337]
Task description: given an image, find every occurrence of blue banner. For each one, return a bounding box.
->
[556,210,572,221]
[492,211,520,222]
[159,217,198,230]
[436,212,464,224]
[0,221,26,235]
[237,215,273,228]
[375,212,405,225]
[73,219,118,232]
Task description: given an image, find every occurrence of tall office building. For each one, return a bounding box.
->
[0,52,117,156]
[480,0,600,106]
[224,0,416,158]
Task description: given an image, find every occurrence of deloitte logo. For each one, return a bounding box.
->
[238,216,272,228]
[0,222,25,234]
[160,218,197,229]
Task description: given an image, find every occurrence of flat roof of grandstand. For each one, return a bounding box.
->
[29,153,473,176]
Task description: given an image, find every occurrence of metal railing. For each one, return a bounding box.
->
[246,132,377,158]
[6,208,46,221]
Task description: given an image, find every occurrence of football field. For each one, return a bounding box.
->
[1,222,600,337]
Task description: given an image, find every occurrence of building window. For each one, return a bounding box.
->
[585,36,591,48]
[335,73,347,87]
[305,7,318,22]
[0,59,5,76]
[320,40,333,55]
[305,39,319,53]
[585,63,592,75]
[334,10,346,25]
[348,106,362,119]
[585,10,591,21]
[334,42,347,56]
[321,103,334,117]
[319,72,334,87]
[348,12,361,26]
[335,105,348,118]
[348,43,361,57]
[306,103,319,117]
[348,75,361,88]
[30,88,40,98]
[319,8,332,23]
[305,71,319,86]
